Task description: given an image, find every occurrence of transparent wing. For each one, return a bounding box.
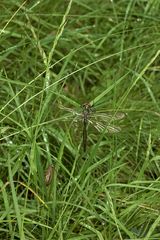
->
[60,104,125,120]
[88,120,121,133]
[59,104,83,122]
[59,105,125,131]
[90,112,126,122]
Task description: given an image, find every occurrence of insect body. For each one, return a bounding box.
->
[59,102,125,152]
[45,165,54,186]
[82,103,93,152]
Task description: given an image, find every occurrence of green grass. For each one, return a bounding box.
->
[0,0,160,239]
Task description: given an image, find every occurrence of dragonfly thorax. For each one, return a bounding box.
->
[82,103,93,118]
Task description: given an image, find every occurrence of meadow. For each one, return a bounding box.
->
[0,0,160,239]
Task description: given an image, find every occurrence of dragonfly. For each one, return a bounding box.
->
[59,102,125,153]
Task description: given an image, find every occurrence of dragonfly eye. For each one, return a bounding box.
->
[82,103,89,107]
[82,103,92,110]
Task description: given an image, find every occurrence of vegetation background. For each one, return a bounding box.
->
[0,0,160,239]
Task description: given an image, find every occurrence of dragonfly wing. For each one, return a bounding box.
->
[91,112,125,121]
[106,125,121,133]
[60,106,80,115]
[59,105,83,122]
[91,121,121,133]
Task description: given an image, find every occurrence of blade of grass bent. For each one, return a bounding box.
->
[7,156,25,239]
[90,72,129,106]
[0,45,156,123]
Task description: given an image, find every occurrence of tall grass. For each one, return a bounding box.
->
[0,0,160,239]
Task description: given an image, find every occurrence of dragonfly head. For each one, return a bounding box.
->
[82,103,96,117]
[82,102,92,109]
